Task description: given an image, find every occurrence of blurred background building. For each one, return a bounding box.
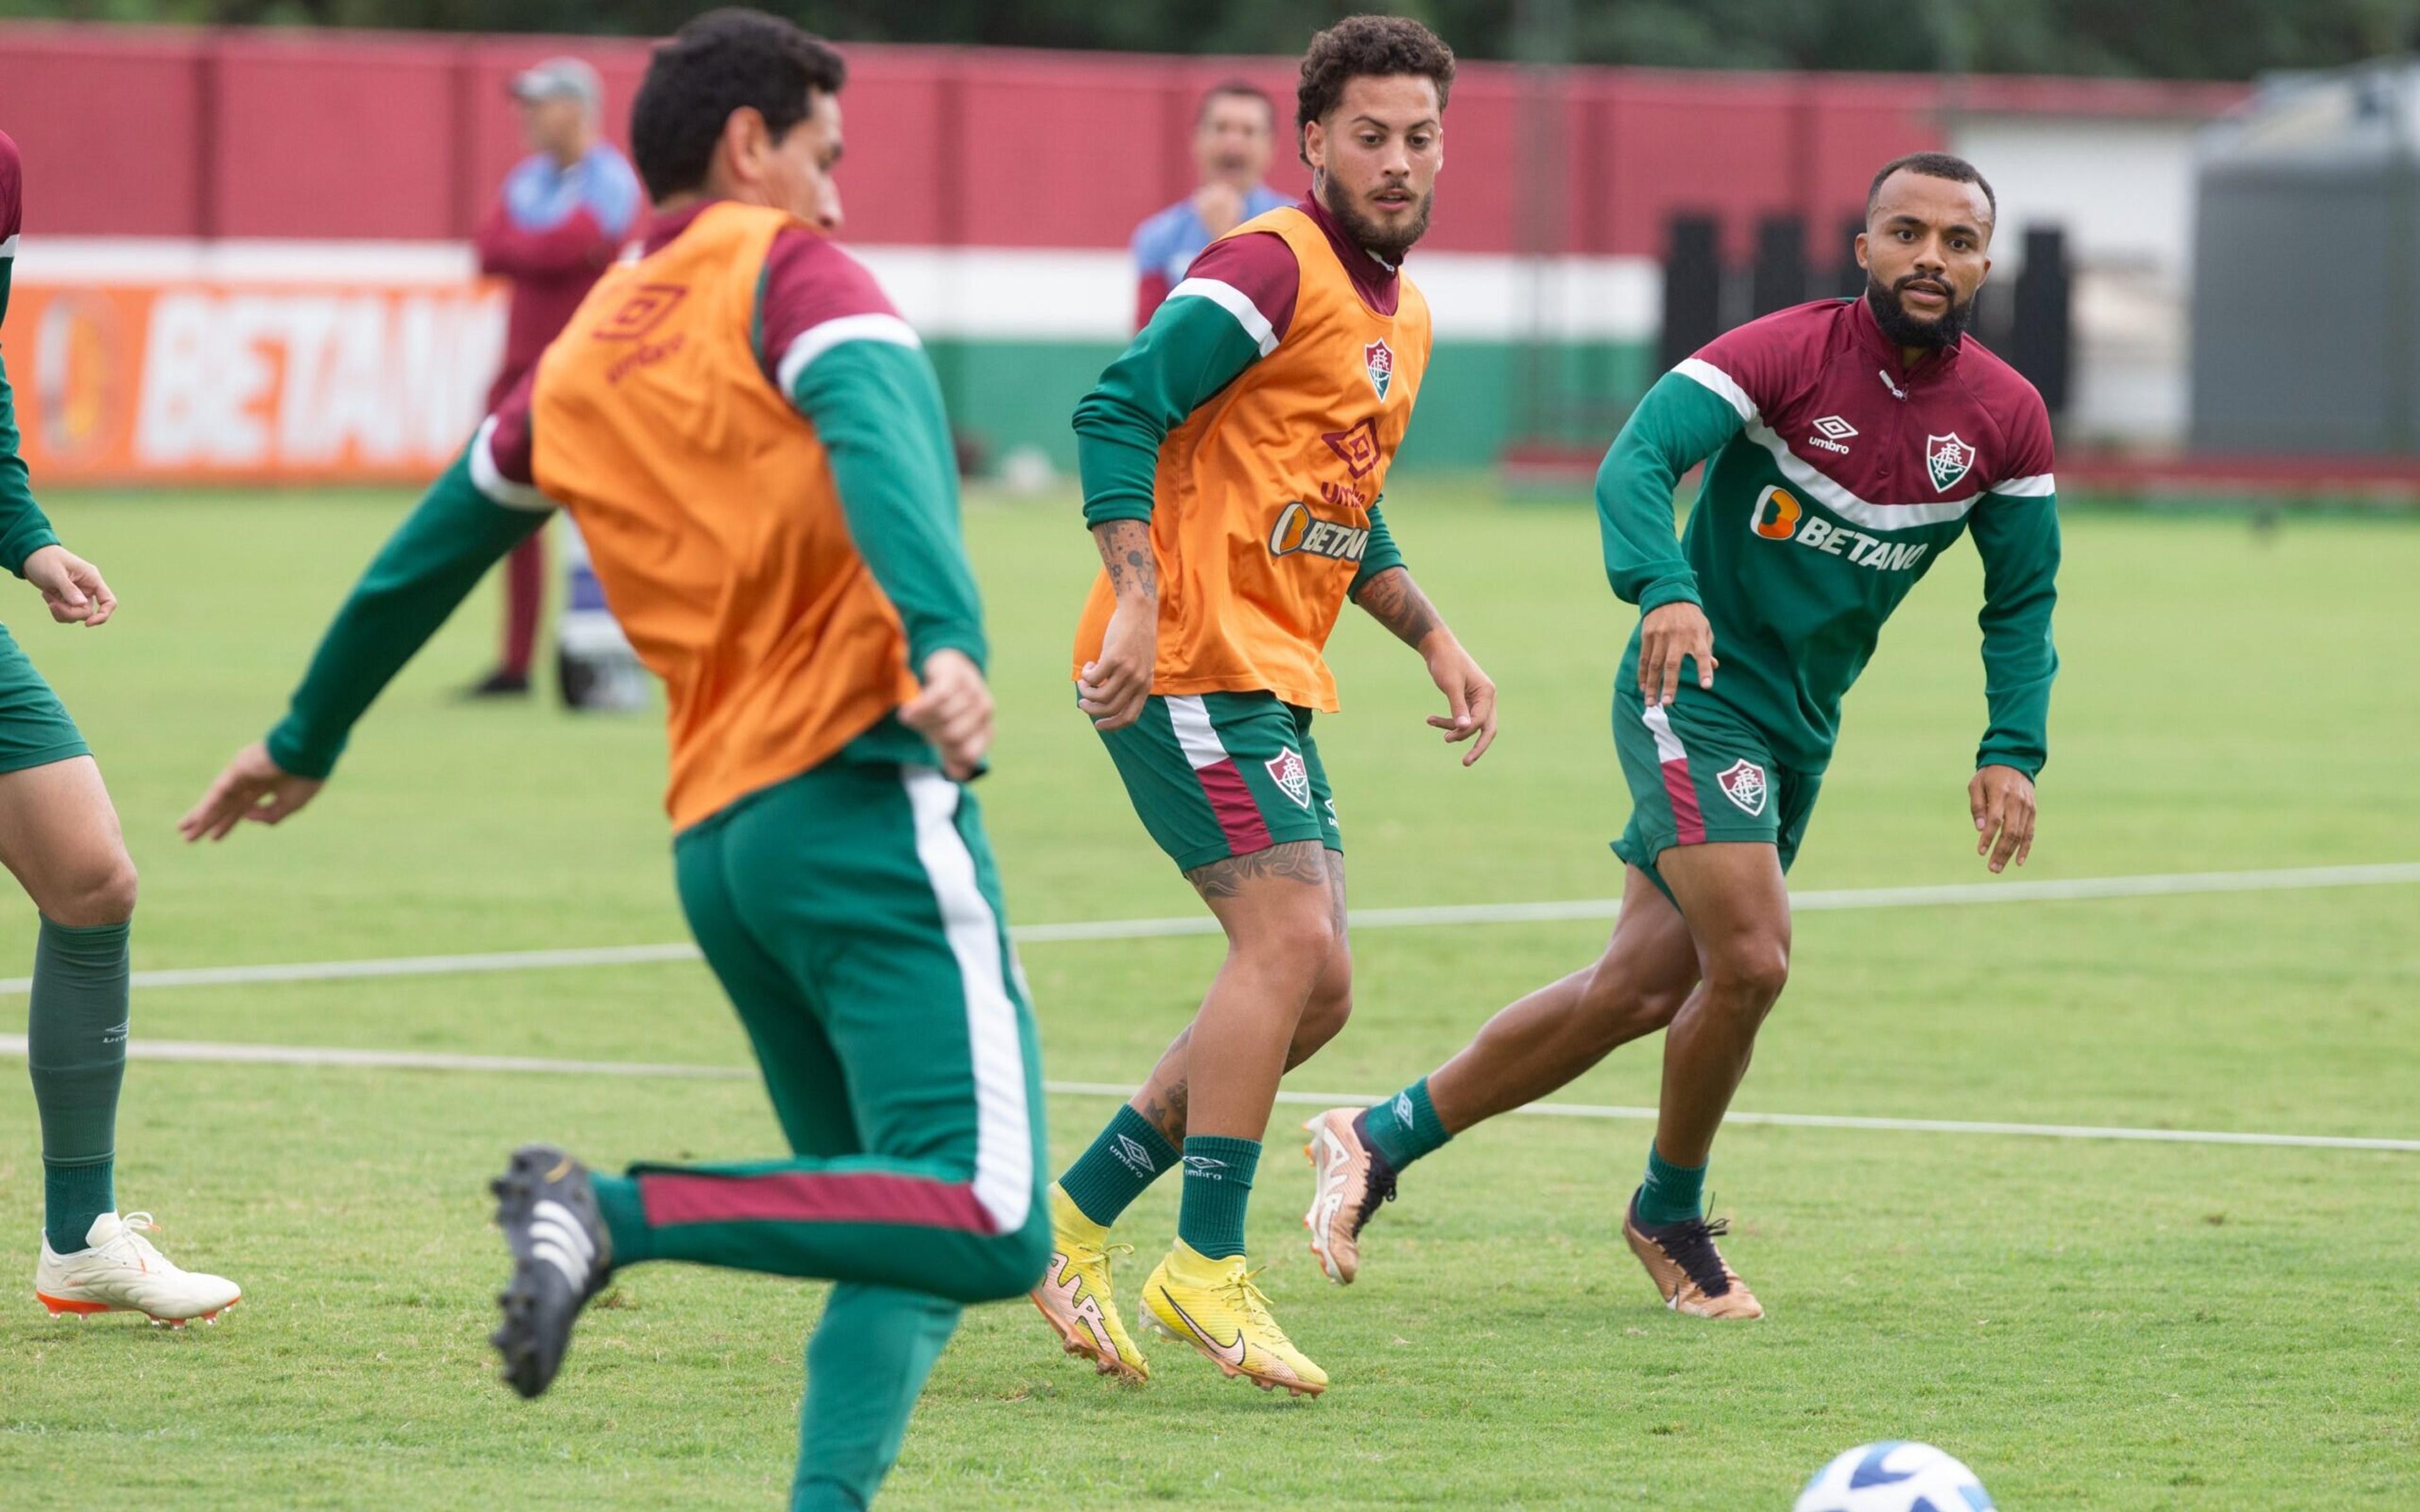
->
[0,8,2412,491]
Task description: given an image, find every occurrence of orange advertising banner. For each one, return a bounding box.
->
[9,278,506,485]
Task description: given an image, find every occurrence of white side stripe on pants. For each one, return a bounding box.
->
[902,768,1034,1234]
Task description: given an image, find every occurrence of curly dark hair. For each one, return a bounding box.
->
[1294,14,1456,166]
[630,8,846,202]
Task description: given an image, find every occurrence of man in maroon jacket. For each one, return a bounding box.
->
[465,57,643,698]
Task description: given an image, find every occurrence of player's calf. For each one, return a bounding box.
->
[489,1144,613,1399]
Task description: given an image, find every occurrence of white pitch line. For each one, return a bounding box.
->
[0,1038,2410,1154]
[0,861,2412,997]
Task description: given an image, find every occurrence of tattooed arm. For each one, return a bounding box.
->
[1352,564,1500,767]
[1076,518,1159,731]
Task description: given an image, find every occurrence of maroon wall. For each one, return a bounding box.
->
[0,23,2244,253]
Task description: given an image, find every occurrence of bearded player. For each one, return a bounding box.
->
[1028,16,1494,1397]
[1,131,241,1326]
[1304,152,2060,1319]
[181,15,1046,1507]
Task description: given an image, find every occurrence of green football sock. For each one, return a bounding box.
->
[27,919,129,1253]
[1057,1104,1179,1227]
[1635,1142,1707,1226]
[792,1283,959,1511]
[1176,1135,1260,1261]
[589,1172,652,1267]
[1361,1077,1451,1170]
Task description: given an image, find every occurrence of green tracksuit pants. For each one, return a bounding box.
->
[590,760,1049,1511]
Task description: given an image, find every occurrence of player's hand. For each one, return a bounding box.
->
[22,545,118,628]
[1423,639,1499,767]
[901,649,993,783]
[1077,600,1156,732]
[1637,600,1715,707]
[179,742,325,842]
[1969,764,2037,873]
[1194,182,1247,239]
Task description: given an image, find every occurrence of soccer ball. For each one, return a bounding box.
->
[1793,1441,1995,1512]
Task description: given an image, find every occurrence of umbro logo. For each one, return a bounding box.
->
[1392,1091,1414,1126]
[1182,1155,1229,1179]
[1807,415,1856,455]
[1111,1134,1158,1177]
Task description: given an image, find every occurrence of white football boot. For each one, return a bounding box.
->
[35,1211,241,1326]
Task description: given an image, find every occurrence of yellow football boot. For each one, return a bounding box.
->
[1139,1240,1327,1397]
[1028,1184,1148,1382]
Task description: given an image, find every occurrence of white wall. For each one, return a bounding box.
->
[1949,114,2208,444]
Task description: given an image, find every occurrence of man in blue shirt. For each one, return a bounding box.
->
[468,57,643,701]
[1127,82,1291,330]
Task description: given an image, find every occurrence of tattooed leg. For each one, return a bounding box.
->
[1128,851,1353,1143]
[1141,841,1340,1139]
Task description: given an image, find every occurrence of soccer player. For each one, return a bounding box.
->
[1,131,241,1327]
[465,56,642,701]
[179,16,1046,1506]
[1029,17,1491,1397]
[1305,152,2060,1319]
[1128,82,1291,329]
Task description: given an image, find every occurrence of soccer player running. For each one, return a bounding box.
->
[180,15,1047,1506]
[1303,153,2060,1319]
[2,132,241,1326]
[1029,17,1493,1397]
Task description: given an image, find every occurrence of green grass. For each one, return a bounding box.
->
[1,486,2416,1509]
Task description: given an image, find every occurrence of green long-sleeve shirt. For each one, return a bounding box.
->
[267,278,978,786]
[1603,299,2060,776]
[0,144,65,579]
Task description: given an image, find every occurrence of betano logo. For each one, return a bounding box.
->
[1750,484,1931,571]
[1268,501,1371,564]
[1752,484,1804,539]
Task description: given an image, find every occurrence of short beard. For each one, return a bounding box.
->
[1866,271,1972,350]
[1318,174,1433,265]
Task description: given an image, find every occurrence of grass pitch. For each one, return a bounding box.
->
[1,484,2415,1509]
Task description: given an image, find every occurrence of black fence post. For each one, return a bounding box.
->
[2007,225,2074,420]
[1659,214,1722,372]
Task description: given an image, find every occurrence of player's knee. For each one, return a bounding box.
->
[1240,906,1340,981]
[1289,975,1353,1066]
[39,850,138,928]
[966,1213,1053,1302]
[1707,934,1790,1011]
[1575,964,1686,1046]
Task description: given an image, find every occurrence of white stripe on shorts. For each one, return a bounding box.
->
[902,768,1033,1234]
[1164,695,1230,772]
[1640,702,1689,764]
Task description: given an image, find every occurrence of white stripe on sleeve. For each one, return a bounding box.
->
[1673,357,1758,423]
[904,768,1035,1235]
[775,312,923,396]
[1167,277,1279,357]
[468,416,553,513]
[0,235,18,260]
[1989,472,2056,498]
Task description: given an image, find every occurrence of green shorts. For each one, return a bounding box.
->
[0,623,90,775]
[1611,685,1819,907]
[1096,691,1341,873]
